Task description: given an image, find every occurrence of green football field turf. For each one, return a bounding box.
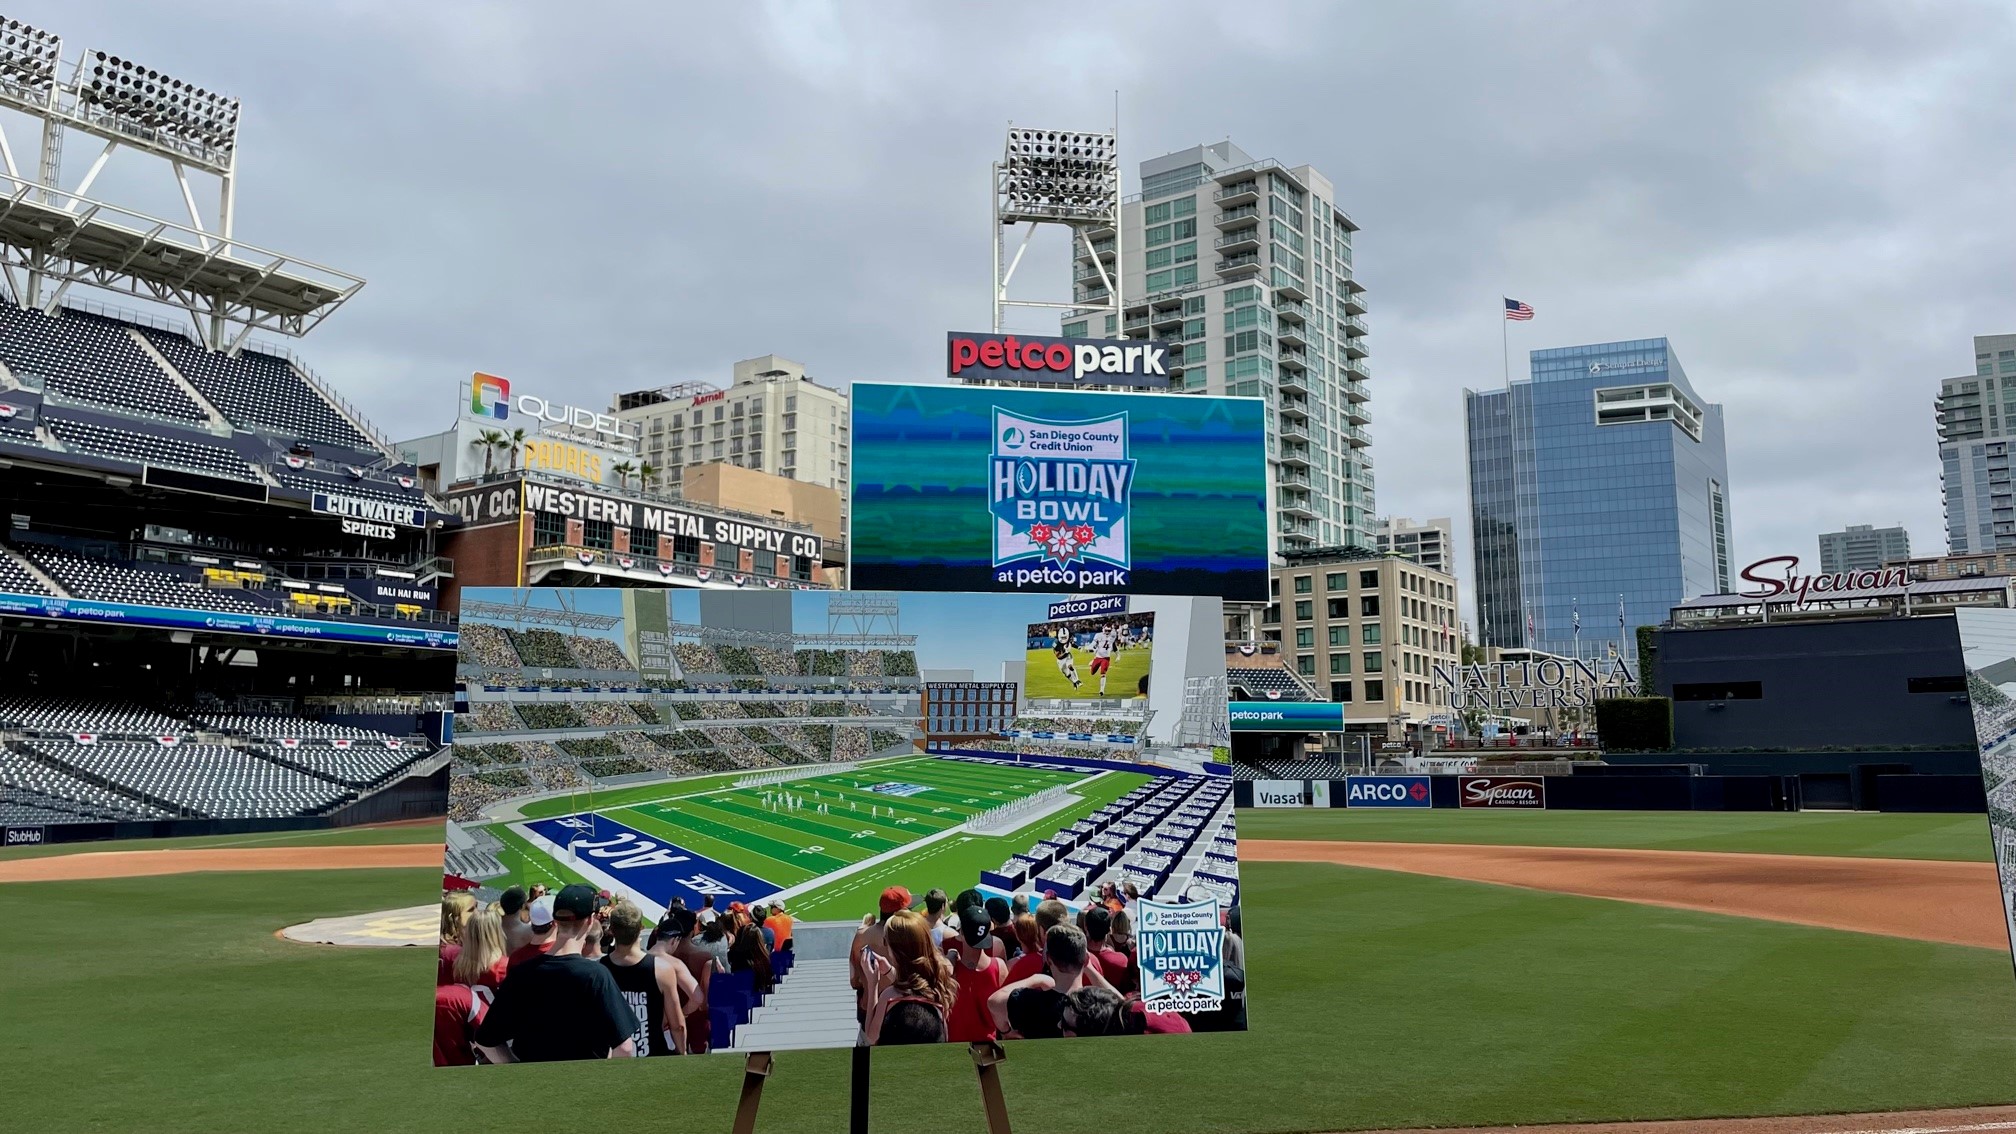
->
[6,860,2016,1134]
[1023,643,1152,701]
[475,755,1153,921]
[1239,807,1999,861]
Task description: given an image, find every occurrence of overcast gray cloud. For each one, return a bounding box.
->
[19,0,2016,618]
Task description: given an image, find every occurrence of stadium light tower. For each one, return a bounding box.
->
[991,124,1121,335]
[0,14,361,352]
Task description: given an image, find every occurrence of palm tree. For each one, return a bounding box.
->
[612,460,636,491]
[473,429,505,476]
[639,462,659,494]
[506,427,528,471]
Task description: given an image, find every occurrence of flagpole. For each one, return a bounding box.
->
[1501,298,1510,390]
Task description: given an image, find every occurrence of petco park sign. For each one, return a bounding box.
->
[467,372,639,441]
[1736,555,1908,606]
[947,332,1171,389]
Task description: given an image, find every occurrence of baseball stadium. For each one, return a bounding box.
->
[2,11,2016,1134]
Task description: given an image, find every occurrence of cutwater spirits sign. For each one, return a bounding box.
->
[1137,897,1226,1014]
[989,408,1135,589]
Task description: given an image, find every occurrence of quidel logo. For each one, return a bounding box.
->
[989,408,1134,589]
[1458,776,1547,809]
[471,372,510,419]
[947,332,1170,388]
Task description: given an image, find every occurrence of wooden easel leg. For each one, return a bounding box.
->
[731,1051,773,1134]
[970,1041,1012,1134]
[850,1044,871,1134]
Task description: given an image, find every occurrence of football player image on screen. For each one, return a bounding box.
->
[1053,627,1082,689]
[1090,623,1117,695]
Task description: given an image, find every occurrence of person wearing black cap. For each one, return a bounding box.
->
[498,886,533,954]
[474,884,636,1062]
[984,896,1015,961]
[945,894,1007,1042]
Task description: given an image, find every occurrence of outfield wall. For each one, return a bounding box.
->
[1232,770,1983,813]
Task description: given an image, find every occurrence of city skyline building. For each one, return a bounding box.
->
[1373,516,1453,575]
[1064,139,1372,556]
[613,354,851,530]
[1818,523,1911,573]
[1465,337,1731,660]
[1937,333,2016,554]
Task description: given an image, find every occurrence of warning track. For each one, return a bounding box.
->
[0,844,443,882]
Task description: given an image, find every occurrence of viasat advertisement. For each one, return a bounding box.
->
[849,384,1267,599]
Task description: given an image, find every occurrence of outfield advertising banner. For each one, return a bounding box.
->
[1345,775,1433,808]
[849,383,1268,598]
[1252,780,1308,807]
[1458,775,1548,809]
[4,825,46,846]
[442,585,1240,1062]
[1229,701,1346,732]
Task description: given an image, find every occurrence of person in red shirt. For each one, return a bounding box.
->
[441,907,509,990]
[944,899,1007,1043]
[1002,913,1046,985]
[1082,907,1133,996]
[432,983,491,1065]
[505,894,557,972]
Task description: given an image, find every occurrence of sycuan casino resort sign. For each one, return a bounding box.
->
[1736,555,1908,606]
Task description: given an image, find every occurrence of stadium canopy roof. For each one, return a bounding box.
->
[0,173,361,343]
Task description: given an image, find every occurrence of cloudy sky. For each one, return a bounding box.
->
[21,1,2016,616]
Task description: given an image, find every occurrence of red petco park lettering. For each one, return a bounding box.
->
[1736,555,1907,606]
[947,332,1169,387]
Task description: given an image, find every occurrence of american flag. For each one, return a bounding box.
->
[1504,297,1534,321]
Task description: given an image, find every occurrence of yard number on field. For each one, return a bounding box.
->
[797,845,825,856]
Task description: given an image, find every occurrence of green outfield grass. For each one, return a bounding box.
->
[478,755,1151,921]
[5,860,2016,1134]
[1023,643,1152,701]
[1240,807,1999,861]
[0,822,448,862]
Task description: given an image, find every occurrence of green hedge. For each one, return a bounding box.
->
[1635,625,1658,693]
[1594,696,1673,752]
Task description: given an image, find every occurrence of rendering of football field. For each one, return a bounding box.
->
[471,754,1152,921]
[7,808,2016,1134]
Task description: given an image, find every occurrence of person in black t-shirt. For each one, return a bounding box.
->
[601,900,686,1056]
[474,884,635,1062]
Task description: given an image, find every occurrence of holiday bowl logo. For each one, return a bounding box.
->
[471,372,510,420]
[1136,896,1225,1013]
[989,408,1134,589]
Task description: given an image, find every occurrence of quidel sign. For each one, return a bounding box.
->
[947,332,1171,389]
[1457,775,1547,809]
[1736,555,1908,606]
[1345,775,1432,808]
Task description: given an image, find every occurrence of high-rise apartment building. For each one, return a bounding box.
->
[614,354,850,527]
[1373,516,1453,576]
[1817,524,1910,573]
[1261,547,1459,737]
[1937,334,2016,554]
[1465,338,1731,660]
[1062,140,1372,555]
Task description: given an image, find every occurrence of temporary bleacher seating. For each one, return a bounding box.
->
[22,546,279,615]
[0,301,206,423]
[139,328,375,450]
[44,416,259,481]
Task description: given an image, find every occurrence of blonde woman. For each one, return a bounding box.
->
[449,907,509,990]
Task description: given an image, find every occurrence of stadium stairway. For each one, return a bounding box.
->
[724,957,860,1052]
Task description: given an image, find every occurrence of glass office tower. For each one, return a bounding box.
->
[1465,338,1731,660]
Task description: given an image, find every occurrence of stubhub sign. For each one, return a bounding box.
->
[1345,775,1432,809]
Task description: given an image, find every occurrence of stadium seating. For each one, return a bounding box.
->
[0,746,173,819]
[260,744,418,787]
[22,546,280,615]
[0,547,52,596]
[189,713,401,741]
[139,329,376,450]
[273,471,422,507]
[33,740,348,818]
[1233,757,1343,780]
[567,635,635,671]
[0,695,188,735]
[1226,666,1316,701]
[0,301,206,423]
[45,416,259,481]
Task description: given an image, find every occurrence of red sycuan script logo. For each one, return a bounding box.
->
[946,332,1170,388]
[1736,555,1907,607]
[1458,776,1546,809]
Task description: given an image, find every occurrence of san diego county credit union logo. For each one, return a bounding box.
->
[989,407,1135,588]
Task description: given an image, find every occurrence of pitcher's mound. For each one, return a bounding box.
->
[281,904,436,947]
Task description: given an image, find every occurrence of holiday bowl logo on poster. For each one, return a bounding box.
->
[1137,896,1225,1014]
[989,408,1134,589]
